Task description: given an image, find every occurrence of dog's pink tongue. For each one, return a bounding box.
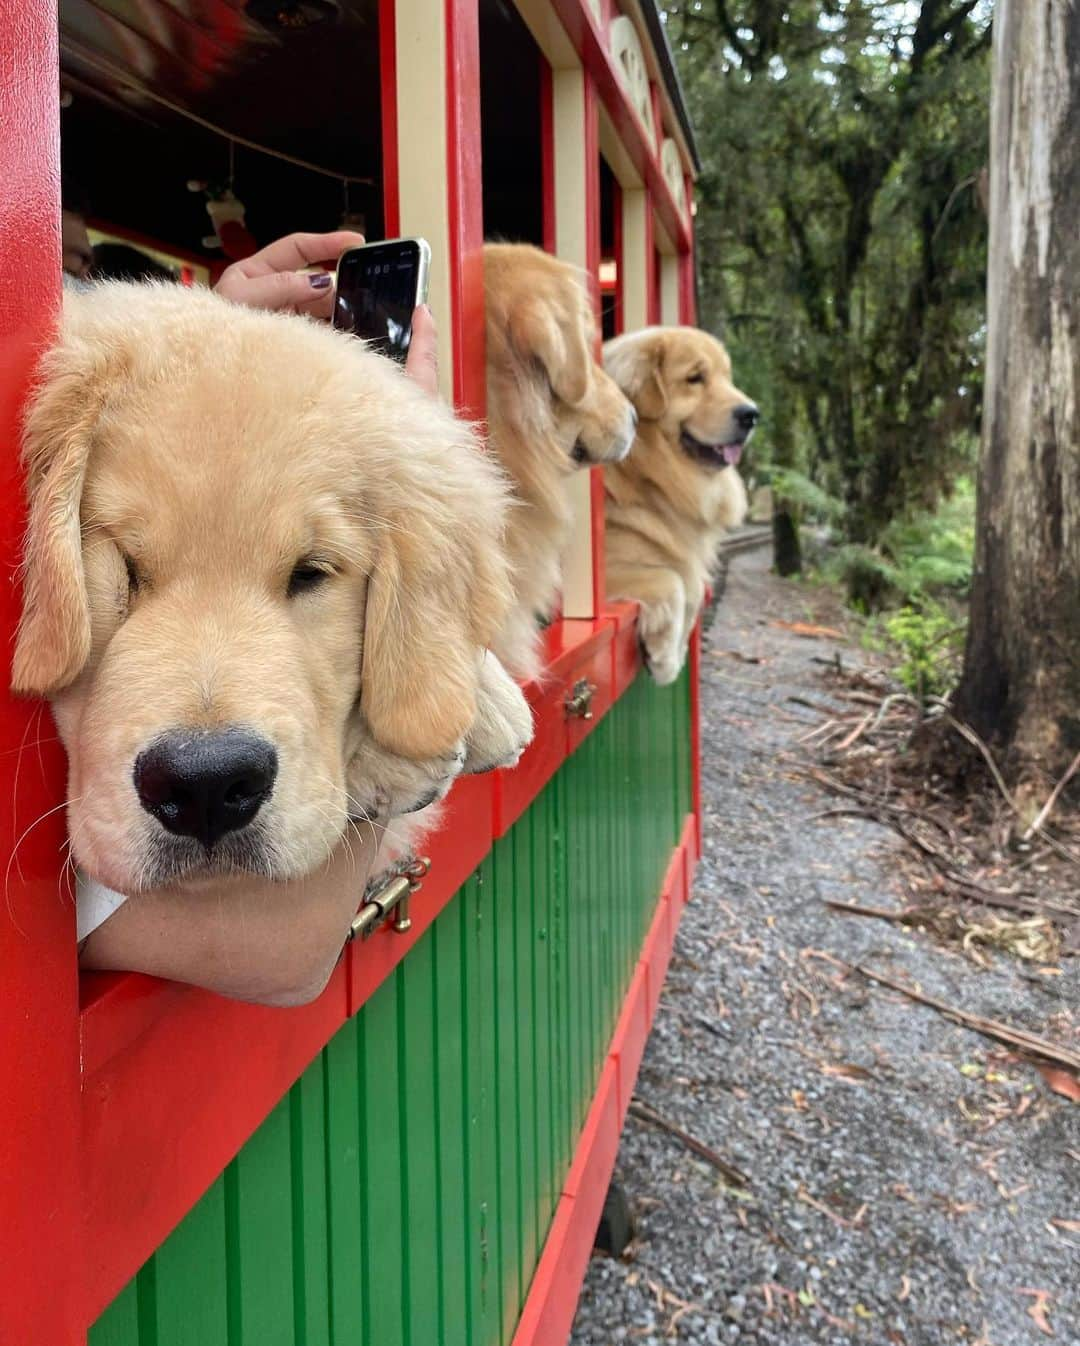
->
[722,443,743,466]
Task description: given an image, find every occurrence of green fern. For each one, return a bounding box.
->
[770,468,847,523]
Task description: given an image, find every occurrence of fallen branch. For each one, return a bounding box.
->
[824,899,918,924]
[938,711,1080,869]
[796,1184,867,1230]
[805,775,1080,920]
[1023,749,1080,842]
[629,1098,751,1188]
[845,962,1080,1074]
[788,695,842,717]
[835,713,874,752]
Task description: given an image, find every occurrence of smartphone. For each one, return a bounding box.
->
[332,238,431,363]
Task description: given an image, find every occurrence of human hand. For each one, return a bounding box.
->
[213,230,364,319]
[404,303,439,396]
[79,823,377,1006]
[215,231,439,392]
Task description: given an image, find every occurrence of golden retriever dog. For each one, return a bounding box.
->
[603,326,757,685]
[12,282,532,895]
[483,243,637,680]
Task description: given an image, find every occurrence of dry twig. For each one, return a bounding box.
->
[845,961,1080,1074]
[629,1098,751,1188]
[1023,749,1080,842]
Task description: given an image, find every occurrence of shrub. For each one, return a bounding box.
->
[880,601,965,699]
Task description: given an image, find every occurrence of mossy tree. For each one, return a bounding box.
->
[954,0,1080,794]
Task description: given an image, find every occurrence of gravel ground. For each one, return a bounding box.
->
[571,548,1080,1346]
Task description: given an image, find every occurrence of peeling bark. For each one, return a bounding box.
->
[956,0,1080,781]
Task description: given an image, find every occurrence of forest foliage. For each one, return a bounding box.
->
[664,0,993,544]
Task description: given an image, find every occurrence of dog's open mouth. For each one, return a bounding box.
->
[680,428,747,469]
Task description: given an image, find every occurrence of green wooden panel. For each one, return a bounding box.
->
[89,666,692,1346]
[90,1277,139,1344]
[398,937,441,1346]
[290,1057,331,1346]
[358,975,403,1345]
[492,835,522,1341]
[153,1182,229,1346]
[509,822,538,1313]
[226,1094,296,1345]
[528,784,555,1240]
[460,865,492,1346]
[562,748,585,1140]
[325,1021,364,1344]
[430,887,468,1346]
[548,771,570,1182]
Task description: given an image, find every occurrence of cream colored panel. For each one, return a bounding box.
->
[561,472,595,617]
[552,66,595,619]
[395,0,452,399]
[553,67,589,268]
[512,0,579,68]
[621,186,648,333]
[598,105,643,189]
[660,138,688,217]
[609,16,655,142]
[614,0,697,178]
[660,252,680,325]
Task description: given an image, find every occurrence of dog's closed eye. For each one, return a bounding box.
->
[286,560,334,598]
[686,370,706,386]
[122,552,143,598]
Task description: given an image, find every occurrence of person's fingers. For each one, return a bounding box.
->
[237,231,364,278]
[216,268,335,313]
[405,305,439,397]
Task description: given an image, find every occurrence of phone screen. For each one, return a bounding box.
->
[332,241,424,363]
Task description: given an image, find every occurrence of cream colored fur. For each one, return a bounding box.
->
[484,243,636,681]
[12,282,532,893]
[604,326,754,685]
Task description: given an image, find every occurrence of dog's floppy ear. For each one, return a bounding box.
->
[10,308,116,696]
[360,417,514,762]
[509,289,591,408]
[604,331,668,421]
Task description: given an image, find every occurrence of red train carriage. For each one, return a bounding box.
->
[0,1,703,1340]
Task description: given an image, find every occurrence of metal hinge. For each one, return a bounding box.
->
[565,678,596,721]
[347,856,431,942]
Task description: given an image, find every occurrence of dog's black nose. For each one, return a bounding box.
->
[134,730,278,848]
[734,403,760,431]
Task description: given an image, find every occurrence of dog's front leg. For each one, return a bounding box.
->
[632,568,689,686]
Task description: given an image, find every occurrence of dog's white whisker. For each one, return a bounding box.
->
[4,794,85,931]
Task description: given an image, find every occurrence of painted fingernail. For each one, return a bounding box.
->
[309,272,333,290]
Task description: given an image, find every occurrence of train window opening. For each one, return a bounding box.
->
[599,156,620,340]
[480,0,544,245]
[59,0,386,274]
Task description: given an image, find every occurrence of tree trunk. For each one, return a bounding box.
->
[955,0,1080,790]
[772,506,802,577]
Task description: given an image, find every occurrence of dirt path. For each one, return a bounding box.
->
[571,548,1079,1346]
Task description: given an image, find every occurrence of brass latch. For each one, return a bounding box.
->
[565,678,596,721]
[347,856,431,942]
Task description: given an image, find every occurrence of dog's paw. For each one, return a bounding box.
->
[638,607,684,686]
[643,645,683,686]
[464,651,534,773]
[347,733,465,821]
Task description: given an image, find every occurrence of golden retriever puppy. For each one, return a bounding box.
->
[484,243,637,680]
[603,326,757,685]
[12,282,532,896]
